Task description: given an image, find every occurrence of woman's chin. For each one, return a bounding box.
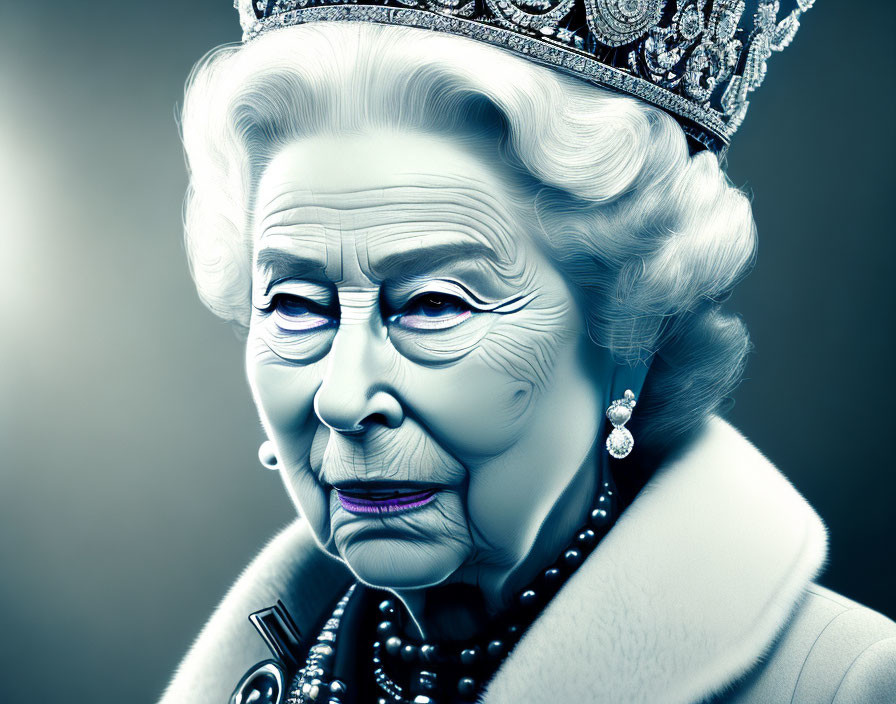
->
[339,535,469,590]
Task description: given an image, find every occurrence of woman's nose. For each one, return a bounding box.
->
[313,312,404,434]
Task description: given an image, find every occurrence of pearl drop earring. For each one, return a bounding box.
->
[258,440,280,471]
[605,389,636,459]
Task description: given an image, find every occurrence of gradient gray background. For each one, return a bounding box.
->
[1,2,893,702]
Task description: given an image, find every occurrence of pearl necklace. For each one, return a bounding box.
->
[287,481,617,704]
[369,481,617,704]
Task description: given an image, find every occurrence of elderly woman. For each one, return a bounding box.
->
[163,7,895,704]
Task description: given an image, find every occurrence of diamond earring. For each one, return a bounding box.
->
[605,389,636,459]
[258,440,279,470]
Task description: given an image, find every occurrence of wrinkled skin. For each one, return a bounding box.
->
[246,131,617,638]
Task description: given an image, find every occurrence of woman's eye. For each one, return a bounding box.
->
[392,293,473,331]
[270,294,335,332]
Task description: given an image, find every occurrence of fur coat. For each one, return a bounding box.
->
[160,418,896,703]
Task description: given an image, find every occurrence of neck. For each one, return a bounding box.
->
[392,447,604,642]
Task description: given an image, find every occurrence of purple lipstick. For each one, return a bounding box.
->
[335,483,439,515]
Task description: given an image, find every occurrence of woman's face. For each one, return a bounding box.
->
[247,130,612,593]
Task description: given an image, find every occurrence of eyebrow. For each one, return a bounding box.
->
[255,247,327,294]
[255,238,503,294]
[370,241,500,280]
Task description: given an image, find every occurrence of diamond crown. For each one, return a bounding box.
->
[234,0,813,153]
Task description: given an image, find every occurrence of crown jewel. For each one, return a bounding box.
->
[234,0,814,152]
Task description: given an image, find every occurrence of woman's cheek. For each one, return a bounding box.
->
[247,336,333,537]
[398,353,535,460]
[398,305,574,461]
[249,350,323,443]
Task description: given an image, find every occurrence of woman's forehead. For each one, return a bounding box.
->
[257,131,502,196]
[253,133,525,282]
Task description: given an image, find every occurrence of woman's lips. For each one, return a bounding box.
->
[334,483,440,515]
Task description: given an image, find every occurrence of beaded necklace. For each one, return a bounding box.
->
[284,584,355,703]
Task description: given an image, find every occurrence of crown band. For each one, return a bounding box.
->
[235,0,814,153]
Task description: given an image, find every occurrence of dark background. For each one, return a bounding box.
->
[0,2,893,703]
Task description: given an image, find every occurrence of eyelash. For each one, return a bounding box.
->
[389,292,474,331]
[266,294,337,332]
[261,291,477,332]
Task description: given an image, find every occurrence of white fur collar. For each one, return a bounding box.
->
[482,417,828,704]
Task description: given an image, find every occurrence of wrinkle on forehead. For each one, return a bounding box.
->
[259,181,519,240]
[256,186,527,286]
[258,173,507,214]
[253,133,533,286]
